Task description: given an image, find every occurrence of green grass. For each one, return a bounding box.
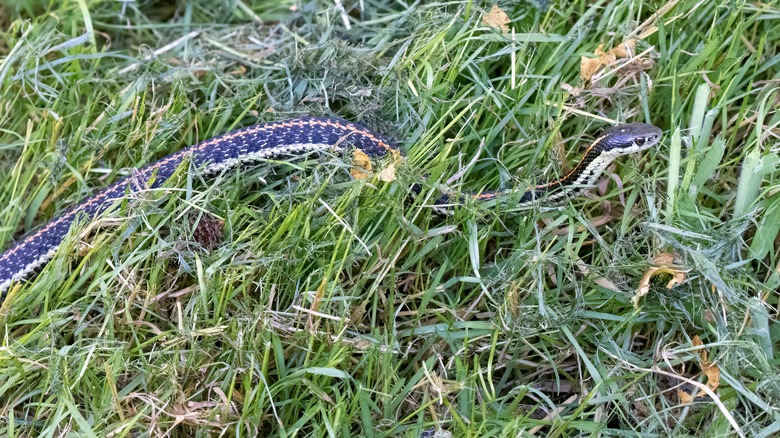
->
[0,0,779,436]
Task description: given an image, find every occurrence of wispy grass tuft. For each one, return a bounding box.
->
[0,0,779,436]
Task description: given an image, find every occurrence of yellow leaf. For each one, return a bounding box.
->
[350,149,373,180]
[632,252,686,308]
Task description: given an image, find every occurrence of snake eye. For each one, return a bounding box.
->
[636,137,646,145]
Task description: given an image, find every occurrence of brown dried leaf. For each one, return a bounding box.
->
[580,39,642,82]
[678,336,721,404]
[623,58,655,74]
[482,5,510,34]
[594,44,610,57]
[580,54,608,82]
[677,389,695,404]
[693,335,720,391]
[581,44,614,81]
[693,335,707,361]
[560,82,581,96]
[632,252,686,308]
[610,39,636,58]
[703,363,720,391]
[652,252,678,266]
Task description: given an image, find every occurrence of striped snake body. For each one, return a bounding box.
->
[0,117,661,300]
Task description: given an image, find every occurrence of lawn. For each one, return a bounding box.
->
[0,0,779,436]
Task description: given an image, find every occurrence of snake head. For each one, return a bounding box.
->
[599,123,663,156]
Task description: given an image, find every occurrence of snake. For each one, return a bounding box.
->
[0,117,662,301]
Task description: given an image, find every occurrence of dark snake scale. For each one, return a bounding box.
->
[0,117,662,300]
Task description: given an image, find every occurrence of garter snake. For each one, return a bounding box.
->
[0,117,662,300]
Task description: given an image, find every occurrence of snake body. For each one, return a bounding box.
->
[0,117,661,300]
